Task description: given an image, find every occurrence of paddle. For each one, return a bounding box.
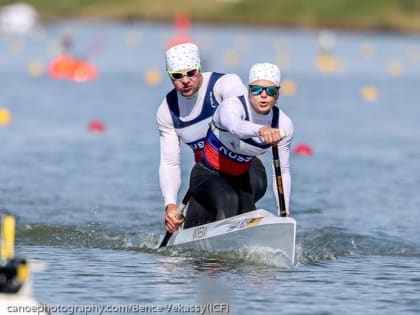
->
[1,215,16,260]
[158,190,192,248]
[272,145,288,217]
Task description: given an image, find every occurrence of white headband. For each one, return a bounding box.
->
[165,43,201,72]
[248,62,281,87]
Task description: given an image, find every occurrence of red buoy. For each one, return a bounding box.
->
[293,143,313,156]
[87,120,105,133]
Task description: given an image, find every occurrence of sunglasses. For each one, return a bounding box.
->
[249,85,279,96]
[168,67,200,80]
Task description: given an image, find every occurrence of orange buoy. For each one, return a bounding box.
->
[48,54,97,82]
[48,54,74,80]
[87,120,105,133]
[293,143,313,156]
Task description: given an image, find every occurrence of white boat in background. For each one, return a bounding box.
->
[160,209,296,267]
[0,215,48,315]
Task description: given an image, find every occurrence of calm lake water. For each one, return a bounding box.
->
[1,20,420,314]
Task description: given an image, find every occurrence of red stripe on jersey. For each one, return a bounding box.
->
[203,143,252,176]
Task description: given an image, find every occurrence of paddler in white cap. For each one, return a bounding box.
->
[157,43,268,233]
[188,62,294,221]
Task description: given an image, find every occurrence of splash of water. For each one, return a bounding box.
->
[16,223,420,270]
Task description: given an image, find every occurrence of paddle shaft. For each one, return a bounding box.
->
[158,190,192,248]
[272,145,287,217]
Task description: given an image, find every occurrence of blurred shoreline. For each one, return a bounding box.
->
[1,0,420,34]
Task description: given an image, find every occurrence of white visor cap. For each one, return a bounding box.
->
[248,62,281,87]
[165,43,201,72]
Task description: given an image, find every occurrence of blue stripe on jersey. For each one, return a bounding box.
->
[166,72,225,129]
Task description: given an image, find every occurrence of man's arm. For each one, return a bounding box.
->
[214,73,248,101]
[157,104,182,207]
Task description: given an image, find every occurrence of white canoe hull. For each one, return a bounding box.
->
[162,209,296,266]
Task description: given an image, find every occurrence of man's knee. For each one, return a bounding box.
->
[183,197,216,229]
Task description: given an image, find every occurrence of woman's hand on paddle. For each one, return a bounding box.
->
[165,204,184,233]
[258,127,285,145]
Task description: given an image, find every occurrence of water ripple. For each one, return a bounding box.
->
[297,226,420,265]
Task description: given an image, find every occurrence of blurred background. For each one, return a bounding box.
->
[2,0,420,32]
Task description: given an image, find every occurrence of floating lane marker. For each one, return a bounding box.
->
[361,85,379,102]
[316,54,345,73]
[0,108,12,126]
[281,80,297,97]
[28,60,45,77]
[387,60,404,77]
[144,69,163,86]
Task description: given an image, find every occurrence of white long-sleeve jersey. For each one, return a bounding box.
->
[156,72,247,207]
[210,95,294,214]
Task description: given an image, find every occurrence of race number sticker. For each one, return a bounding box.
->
[193,226,208,239]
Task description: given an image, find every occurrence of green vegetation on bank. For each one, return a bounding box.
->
[1,0,420,33]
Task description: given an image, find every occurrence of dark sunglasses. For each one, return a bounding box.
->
[168,67,200,80]
[249,85,279,96]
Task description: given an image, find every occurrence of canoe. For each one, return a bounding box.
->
[159,209,296,267]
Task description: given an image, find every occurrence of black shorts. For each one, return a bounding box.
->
[183,158,267,229]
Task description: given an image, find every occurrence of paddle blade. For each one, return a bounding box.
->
[158,231,172,248]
